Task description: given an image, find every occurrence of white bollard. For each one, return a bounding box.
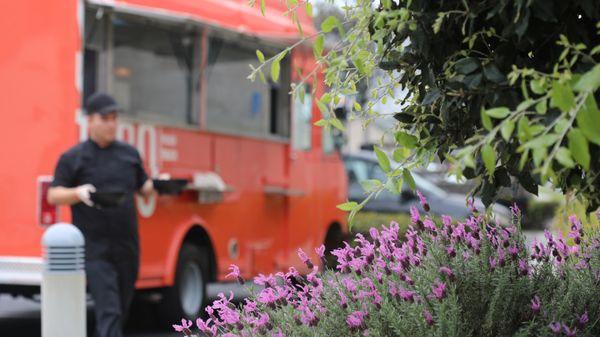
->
[41,223,86,337]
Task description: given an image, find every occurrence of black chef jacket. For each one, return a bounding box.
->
[51,139,148,260]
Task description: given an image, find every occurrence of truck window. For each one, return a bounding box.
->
[205,37,290,138]
[110,13,200,126]
[292,85,312,151]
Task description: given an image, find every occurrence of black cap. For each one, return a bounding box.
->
[85,92,120,115]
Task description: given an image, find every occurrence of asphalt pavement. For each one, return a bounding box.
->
[0,294,179,337]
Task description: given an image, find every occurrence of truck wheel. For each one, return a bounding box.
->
[159,243,209,323]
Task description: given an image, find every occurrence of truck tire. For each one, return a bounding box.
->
[159,243,209,323]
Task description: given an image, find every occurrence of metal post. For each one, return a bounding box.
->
[41,223,86,337]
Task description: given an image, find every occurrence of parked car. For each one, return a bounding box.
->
[343,152,511,223]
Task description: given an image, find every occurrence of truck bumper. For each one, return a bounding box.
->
[0,257,43,286]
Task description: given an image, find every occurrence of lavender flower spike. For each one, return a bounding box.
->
[530,295,540,314]
[417,190,430,212]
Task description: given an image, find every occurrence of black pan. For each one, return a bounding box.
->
[90,191,128,208]
[153,179,188,195]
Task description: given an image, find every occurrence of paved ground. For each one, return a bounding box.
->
[0,294,179,337]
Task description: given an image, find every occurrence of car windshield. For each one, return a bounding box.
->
[345,154,449,198]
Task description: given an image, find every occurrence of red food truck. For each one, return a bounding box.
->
[0,0,348,320]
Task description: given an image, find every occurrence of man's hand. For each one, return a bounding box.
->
[75,184,96,207]
[138,179,155,198]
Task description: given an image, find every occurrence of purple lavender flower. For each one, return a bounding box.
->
[423,218,438,236]
[568,215,583,245]
[243,299,257,315]
[577,311,589,328]
[341,277,357,293]
[498,249,506,267]
[172,319,193,334]
[398,287,415,303]
[430,280,446,301]
[563,325,577,337]
[439,266,454,280]
[489,256,497,271]
[510,203,521,219]
[462,251,471,261]
[508,245,519,260]
[423,310,434,326]
[446,245,456,258]
[315,244,326,260]
[346,311,367,331]
[254,273,277,288]
[196,318,217,336]
[338,289,349,308]
[349,256,368,275]
[226,264,244,285]
[575,259,588,270]
[257,287,280,309]
[369,227,380,240]
[417,190,430,211]
[299,307,319,327]
[467,197,477,213]
[530,295,540,314]
[297,248,314,269]
[518,259,530,276]
[410,205,421,225]
[549,322,562,335]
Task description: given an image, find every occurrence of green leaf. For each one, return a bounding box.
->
[422,88,441,105]
[275,50,288,62]
[481,108,493,130]
[550,81,575,112]
[393,147,411,162]
[313,35,324,58]
[314,119,328,127]
[519,133,560,151]
[321,16,339,33]
[360,179,382,193]
[329,118,346,132]
[337,201,358,211]
[305,2,313,17]
[395,132,418,149]
[535,100,547,114]
[518,116,531,142]
[402,169,416,190]
[374,146,391,173]
[454,57,479,75]
[270,60,280,82]
[568,128,590,170]
[260,0,266,15]
[555,147,575,168]
[481,143,496,177]
[256,50,265,63]
[519,149,529,171]
[576,95,600,145]
[553,118,569,134]
[385,178,399,194]
[530,78,546,95]
[517,99,535,112]
[483,64,505,83]
[532,147,546,167]
[574,63,600,92]
[432,13,445,34]
[501,120,515,141]
[486,107,510,119]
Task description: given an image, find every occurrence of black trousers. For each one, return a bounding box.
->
[86,252,139,337]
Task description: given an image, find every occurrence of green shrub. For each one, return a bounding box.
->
[173,205,600,337]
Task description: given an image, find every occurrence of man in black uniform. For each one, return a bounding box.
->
[48,92,154,337]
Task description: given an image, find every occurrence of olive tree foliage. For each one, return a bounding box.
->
[250,0,600,219]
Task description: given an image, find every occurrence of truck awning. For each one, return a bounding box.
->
[87,0,317,43]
